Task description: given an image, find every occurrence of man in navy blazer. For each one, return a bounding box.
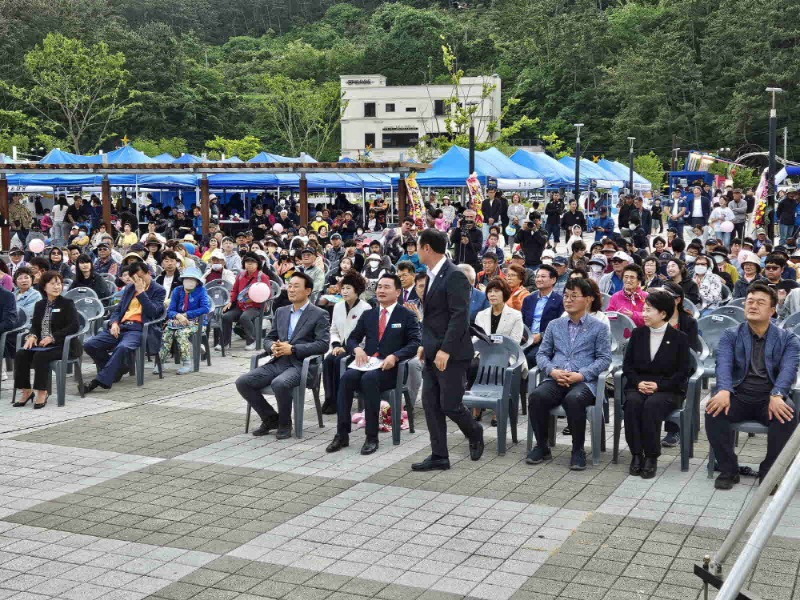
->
[706,283,800,490]
[84,262,166,392]
[521,264,563,366]
[327,274,421,455]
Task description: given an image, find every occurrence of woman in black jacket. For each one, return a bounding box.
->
[622,290,690,479]
[664,258,701,305]
[70,255,111,298]
[48,247,73,280]
[13,271,80,408]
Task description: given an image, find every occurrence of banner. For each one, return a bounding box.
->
[466,172,484,225]
[403,172,425,228]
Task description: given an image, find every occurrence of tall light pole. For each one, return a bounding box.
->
[574,123,584,203]
[627,137,636,196]
[766,87,783,233]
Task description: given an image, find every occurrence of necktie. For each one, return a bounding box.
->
[403,289,408,303]
[378,308,388,341]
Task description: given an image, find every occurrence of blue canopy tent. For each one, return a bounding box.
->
[173,153,203,164]
[222,156,243,163]
[509,150,575,189]
[777,165,800,185]
[476,148,544,189]
[153,153,176,162]
[597,159,651,191]
[558,157,623,188]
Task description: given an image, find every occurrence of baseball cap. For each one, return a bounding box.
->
[300,247,316,256]
[552,256,569,266]
[210,249,225,260]
[611,251,633,262]
[512,250,525,260]
[330,233,342,240]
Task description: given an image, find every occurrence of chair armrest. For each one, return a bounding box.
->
[395,359,410,389]
[300,354,324,393]
[60,328,86,363]
[250,351,272,370]
[594,369,610,409]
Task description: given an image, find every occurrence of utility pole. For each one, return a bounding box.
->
[784,126,789,163]
[627,137,636,196]
[574,123,584,202]
[766,87,783,235]
[671,135,678,171]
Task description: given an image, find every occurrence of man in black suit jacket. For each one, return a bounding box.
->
[396,261,420,305]
[326,274,421,455]
[412,229,484,471]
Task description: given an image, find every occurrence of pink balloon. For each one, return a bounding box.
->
[720,221,734,233]
[28,239,44,253]
[272,223,284,234]
[248,282,271,303]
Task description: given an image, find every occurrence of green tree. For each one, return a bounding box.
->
[633,152,666,191]
[1,33,137,153]
[132,137,188,158]
[204,135,262,160]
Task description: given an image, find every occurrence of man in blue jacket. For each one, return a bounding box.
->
[706,283,800,490]
[83,261,166,392]
[521,265,563,365]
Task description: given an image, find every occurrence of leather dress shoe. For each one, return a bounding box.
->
[82,379,110,394]
[629,454,644,476]
[411,456,450,471]
[640,456,657,479]
[252,415,279,437]
[275,420,293,440]
[326,435,349,453]
[113,370,125,383]
[321,402,337,415]
[361,438,379,455]
[469,427,484,461]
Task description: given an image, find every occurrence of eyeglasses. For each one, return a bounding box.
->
[563,294,585,301]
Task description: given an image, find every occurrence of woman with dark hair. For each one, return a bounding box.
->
[569,267,589,280]
[607,264,648,326]
[71,255,111,298]
[13,271,80,408]
[642,255,664,290]
[13,267,41,320]
[504,264,530,311]
[476,279,524,342]
[321,271,371,414]
[48,247,72,279]
[621,290,690,478]
[665,258,701,305]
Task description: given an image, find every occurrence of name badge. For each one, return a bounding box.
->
[490,334,503,344]
[391,323,402,329]
[51,309,61,313]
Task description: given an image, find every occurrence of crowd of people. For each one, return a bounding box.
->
[3,182,800,492]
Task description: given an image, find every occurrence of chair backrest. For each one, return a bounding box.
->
[73,297,104,322]
[473,336,520,387]
[270,280,282,298]
[206,279,233,292]
[710,304,746,323]
[683,298,700,319]
[605,311,636,351]
[697,314,739,357]
[207,286,230,307]
[720,284,731,302]
[62,279,73,290]
[728,297,746,308]
[782,311,800,331]
[99,273,117,288]
[64,286,99,301]
[600,293,611,311]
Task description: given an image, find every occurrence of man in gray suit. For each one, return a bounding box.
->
[527,277,612,471]
[236,272,330,439]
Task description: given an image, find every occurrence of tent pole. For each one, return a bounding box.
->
[361,188,366,227]
[0,175,9,250]
[200,174,210,238]
[101,175,112,233]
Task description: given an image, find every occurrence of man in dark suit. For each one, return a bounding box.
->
[413,229,484,471]
[396,261,420,305]
[521,265,564,366]
[236,272,330,439]
[326,274,421,455]
[84,261,166,392]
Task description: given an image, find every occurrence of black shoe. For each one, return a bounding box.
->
[326,435,349,453]
[629,454,644,476]
[661,432,679,448]
[562,426,571,436]
[321,401,337,415]
[490,418,497,427]
[570,449,587,471]
[82,379,110,394]
[12,392,34,408]
[525,446,552,465]
[361,438,379,455]
[411,456,450,471]
[469,427,484,461]
[474,409,483,422]
[640,457,657,479]
[113,370,124,383]
[252,415,279,437]
[33,393,49,410]
[714,473,740,490]
[275,421,293,440]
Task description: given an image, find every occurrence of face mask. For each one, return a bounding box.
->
[694,265,708,275]
[590,265,603,273]
[686,255,696,264]
[713,256,724,265]
[183,280,197,291]
[315,216,322,221]
[211,263,223,271]
[542,259,553,265]
[369,260,379,267]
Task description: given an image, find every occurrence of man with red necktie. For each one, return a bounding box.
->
[326,274,421,456]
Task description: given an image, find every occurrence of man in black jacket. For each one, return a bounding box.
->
[414,229,484,470]
[515,213,548,269]
[481,189,505,238]
[249,205,270,242]
[618,195,635,230]
[560,199,586,238]
[544,192,565,245]
[450,209,483,270]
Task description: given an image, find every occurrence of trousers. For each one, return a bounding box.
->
[84,324,143,387]
[159,325,197,364]
[14,346,63,390]
[545,222,561,244]
[236,360,301,427]
[421,358,480,459]
[337,366,396,439]
[322,352,348,406]
[529,379,594,450]
[222,306,260,345]
[623,389,680,458]
[706,395,797,477]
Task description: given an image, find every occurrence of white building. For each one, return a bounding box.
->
[339,74,502,162]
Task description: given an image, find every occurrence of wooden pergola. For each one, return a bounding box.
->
[0,161,428,247]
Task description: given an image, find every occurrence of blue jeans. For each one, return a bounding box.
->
[780,224,795,244]
[545,223,560,244]
[84,324,143,387]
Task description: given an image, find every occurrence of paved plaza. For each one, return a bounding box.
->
[1,347,799,600]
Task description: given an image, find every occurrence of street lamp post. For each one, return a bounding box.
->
[766,87,783,236]
[574,123,584,203]
[627,137,636,196]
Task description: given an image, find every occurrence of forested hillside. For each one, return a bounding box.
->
[0,0,797,163]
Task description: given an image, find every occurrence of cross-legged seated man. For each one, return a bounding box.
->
[84,261,166,392]
[705,283,800,490]
[236,272,330,439]
[326,274,421,455]
[527,277,612,470]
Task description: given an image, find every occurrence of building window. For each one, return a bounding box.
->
[365,133,376,148]
[364,102,376,117]
[385,103,395,113]
[382,132,419,148]
[405,106,417,113]
[434,100,445,116]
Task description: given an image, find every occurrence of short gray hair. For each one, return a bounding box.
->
[458,263,476,285]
